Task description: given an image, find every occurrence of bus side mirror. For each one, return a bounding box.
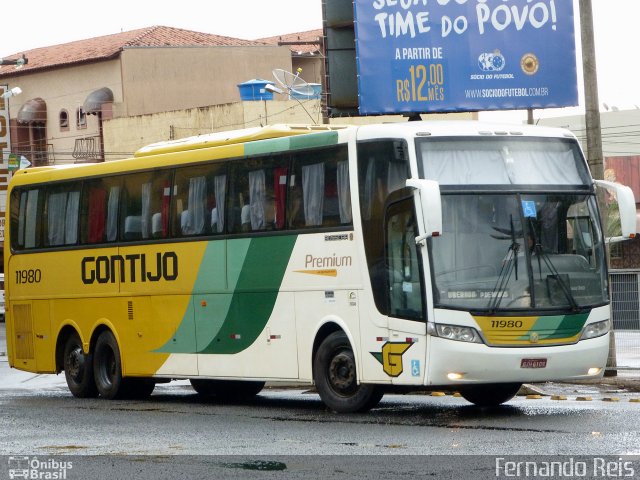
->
[594,179,638,243]
[406,178,442,242]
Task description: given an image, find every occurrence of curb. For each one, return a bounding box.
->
[570,377,640,393]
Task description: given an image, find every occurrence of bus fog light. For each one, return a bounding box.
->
[587,367,602,376]
[580,320,610,340]
[435,324,482,343]
[447,373,465,381]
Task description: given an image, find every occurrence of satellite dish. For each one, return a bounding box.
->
[272,68,316,97]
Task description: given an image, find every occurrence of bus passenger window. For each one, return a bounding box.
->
[121,171,171,241]
[301,162,324,226]
[211,174,227,233]
[180,177,206,235]
[44,183,81,246]
[11,188,43,250]
[80,178,121,244]
[289,145,351,230]
[174,163,227,237]
[84,185,106,243]
[228,155,288,233]
[248,169,268,230]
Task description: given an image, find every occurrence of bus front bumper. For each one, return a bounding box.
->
[426,333,609,385]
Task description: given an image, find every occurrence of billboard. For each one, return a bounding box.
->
[354,0,578,115]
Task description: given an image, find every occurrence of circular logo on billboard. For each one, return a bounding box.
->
[521,53,539,75]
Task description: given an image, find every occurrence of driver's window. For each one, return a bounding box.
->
[386,198,425,321]
[567,203,595,265]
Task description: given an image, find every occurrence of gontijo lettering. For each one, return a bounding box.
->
[81,252,178,284]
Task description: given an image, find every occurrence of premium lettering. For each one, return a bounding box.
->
[81,252,178,284]
[305,253,352,269]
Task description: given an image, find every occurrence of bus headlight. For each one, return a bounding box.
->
[434,324,482,344]
[580,320,610,340]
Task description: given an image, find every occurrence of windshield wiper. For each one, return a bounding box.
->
[488,216,520,311]
[528,219,579,311]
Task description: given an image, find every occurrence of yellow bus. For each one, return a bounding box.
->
[4,122,636,412]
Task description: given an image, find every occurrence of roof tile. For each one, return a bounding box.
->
[257,29,323,55]
[0,26,269,77]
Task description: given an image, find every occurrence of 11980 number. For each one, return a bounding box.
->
[15,269,42,284]
[491,320,523,329]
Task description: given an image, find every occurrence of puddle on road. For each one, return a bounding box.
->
[219,460,287,471]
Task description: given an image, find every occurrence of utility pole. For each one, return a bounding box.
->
[580,0,604,181]
[580,0,617,376]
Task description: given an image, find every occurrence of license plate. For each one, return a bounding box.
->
[521,358,547,369]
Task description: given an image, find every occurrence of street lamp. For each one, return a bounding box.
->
[0,55,28,69]
[1,86,22,99]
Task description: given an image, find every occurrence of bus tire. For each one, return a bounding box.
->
[93,330,125,400]
[313,331,384,413]
[459,383,522,407]
[63,332,98,398]
[190,379,265,399]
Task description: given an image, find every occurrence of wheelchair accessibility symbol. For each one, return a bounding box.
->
[521,200,537,218]
[411,360,421,377]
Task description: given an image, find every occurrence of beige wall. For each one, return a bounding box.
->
[103,99,324,159]
[120,46,294,117]
[4,60,122,164]
[291,57,323,86]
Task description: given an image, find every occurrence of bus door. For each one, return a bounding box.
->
[382,189,429,385]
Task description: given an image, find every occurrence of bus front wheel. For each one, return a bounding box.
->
[313,331,383,413]
[63,332,98,398]
[459,383,522,407]
[93,330,125,400]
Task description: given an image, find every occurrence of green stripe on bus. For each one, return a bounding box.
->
[517,313,589,341]
[245,131,339,157]
[245,137,292,156]
[157,235,297,355]
[200,235,296,354]
[289,131,339,150]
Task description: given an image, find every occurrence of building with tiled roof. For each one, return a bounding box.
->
[0,25,292,167]
[0,26,268,77]
[257,29,323,56]
[257,29,324,87]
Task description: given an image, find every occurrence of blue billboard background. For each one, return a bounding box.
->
[354,0,578,115]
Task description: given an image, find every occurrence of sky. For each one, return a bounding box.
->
[0,0,637,121]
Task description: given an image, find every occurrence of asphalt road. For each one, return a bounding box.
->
[2,325,640,479]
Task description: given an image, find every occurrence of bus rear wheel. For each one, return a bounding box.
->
[313,331,383,413]
[190,379,265,399]
[63,332,98,398]
[459,383,522,407]
[93,330,126,400]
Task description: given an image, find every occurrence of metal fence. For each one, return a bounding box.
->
[609,271,640,371]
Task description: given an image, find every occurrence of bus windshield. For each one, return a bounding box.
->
[429,193,607,312]
[416,136,607,312]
